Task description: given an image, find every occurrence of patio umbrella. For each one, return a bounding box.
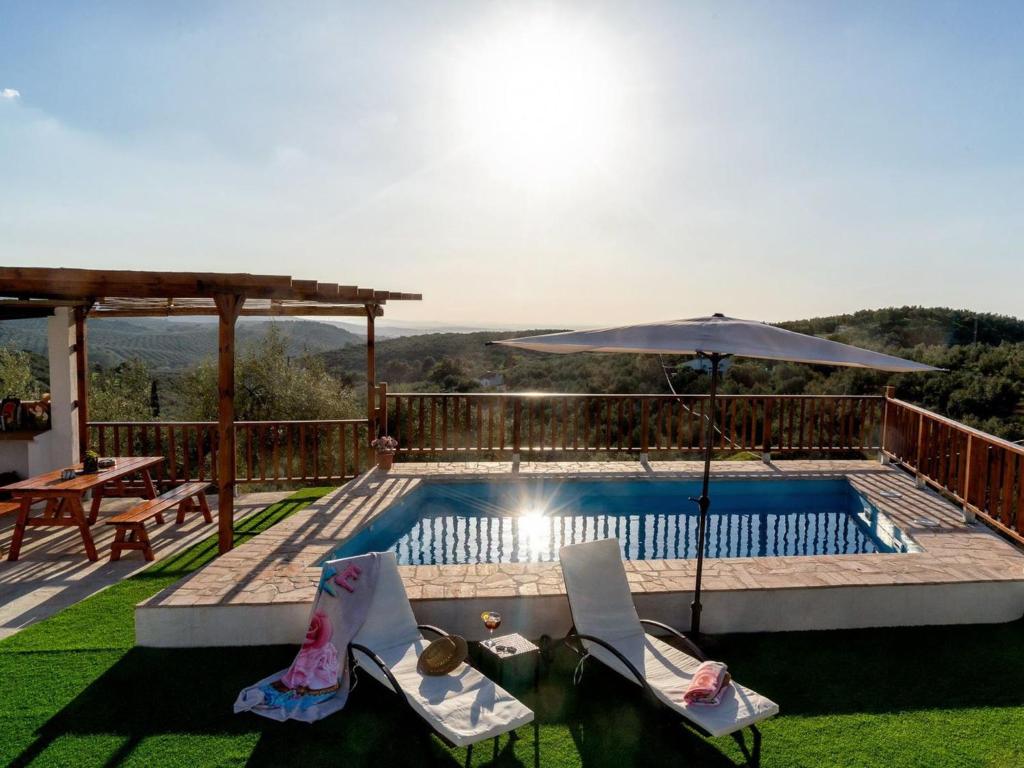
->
[492,314,939,634]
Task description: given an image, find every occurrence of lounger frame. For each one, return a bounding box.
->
[350,624,520,765]
[561,619,763,767]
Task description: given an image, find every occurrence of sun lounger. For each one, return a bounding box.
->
[349,553,534,755]
[559,538,779,766]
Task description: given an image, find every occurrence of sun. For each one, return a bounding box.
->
[450,11,627,188]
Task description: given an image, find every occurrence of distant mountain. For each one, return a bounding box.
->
[322,320,522,339]
[0,317,360,372]
[323,306,1024,386]
[320,329,569,386]
[778,307,1024,349]
[316,308,1024,443]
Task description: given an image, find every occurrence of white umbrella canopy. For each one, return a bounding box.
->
[491,313,939,635]
[493,314,940,372]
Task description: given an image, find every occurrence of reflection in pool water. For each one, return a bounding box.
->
[333,478,919,565]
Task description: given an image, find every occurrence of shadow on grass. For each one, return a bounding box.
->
[8,642,747,768]
[8,645,456,768]
[707,618,1024,718]
[9,617,1024,766]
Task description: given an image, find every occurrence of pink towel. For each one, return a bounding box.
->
[682,661,731,706]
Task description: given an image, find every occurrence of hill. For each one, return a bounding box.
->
[7,306,1024,440]
[779,307,1024,349]
[0,317,359,372]
[320,307,1024,440]
[321,330,567,387]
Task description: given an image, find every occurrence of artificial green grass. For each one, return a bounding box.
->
[2,487,1023,767]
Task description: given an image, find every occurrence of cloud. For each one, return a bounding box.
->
[1,88,21,100]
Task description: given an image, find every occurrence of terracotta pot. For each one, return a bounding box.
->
[376,452,395,471]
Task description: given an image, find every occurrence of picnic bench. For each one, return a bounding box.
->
[107,482,212,562]
[1,457,165,561]
[0,501,20,516]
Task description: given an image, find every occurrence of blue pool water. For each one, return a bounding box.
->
[333,479,917,565]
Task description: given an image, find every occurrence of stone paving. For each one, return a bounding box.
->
[139,460,1024,613]
[0,490,289,639]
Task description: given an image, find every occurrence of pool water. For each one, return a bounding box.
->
[333,479,918,565]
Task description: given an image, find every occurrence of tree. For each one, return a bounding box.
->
[426,358,479,393]
[89,359,155,421]
[0,345,37,398]
[178,326,358,421]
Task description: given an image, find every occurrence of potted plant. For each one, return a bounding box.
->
[371,435,398,471]
[82,450,100,474]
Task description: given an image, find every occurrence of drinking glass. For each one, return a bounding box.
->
[481,611,502,646]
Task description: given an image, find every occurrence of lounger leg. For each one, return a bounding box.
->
[508,728,520,741]
[464,743,473,768]
[731,725,761,768]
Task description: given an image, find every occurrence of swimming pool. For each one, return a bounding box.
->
[333,478,919,565]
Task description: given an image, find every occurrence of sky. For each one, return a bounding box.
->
[1,1,1022,328]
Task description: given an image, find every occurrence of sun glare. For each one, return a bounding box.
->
[518,506,551,559]
[451,12,626,187]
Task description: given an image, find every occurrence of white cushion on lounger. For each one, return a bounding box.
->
[560,538,645,640]
[559,538,779,738]
[585,635,779,737]
[352,639,535,747]
[350,553,534,747]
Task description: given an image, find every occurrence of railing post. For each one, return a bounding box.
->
[512,398,522,470]
[962,433,976,523]
[914,411,926,487]
[640,398,650,463]
[761,397,773,464]
[879,386,895,464]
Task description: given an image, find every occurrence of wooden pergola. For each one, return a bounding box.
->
[0,267,420,553]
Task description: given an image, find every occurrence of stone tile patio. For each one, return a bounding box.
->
[135,460,1024,647]
[0,490,289,640]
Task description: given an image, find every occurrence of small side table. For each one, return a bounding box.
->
[479,633,540,692]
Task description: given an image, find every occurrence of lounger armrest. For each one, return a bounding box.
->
[565,630,652,694]
[349,642,403,696]
[417,624,450,638]
[638,619,707,661]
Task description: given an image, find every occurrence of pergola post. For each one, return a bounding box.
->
[366,304,377,439]
[73,306,89,461]
[213,293,244,554]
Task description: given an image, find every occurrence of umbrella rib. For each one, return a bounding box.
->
[659,354,739,450]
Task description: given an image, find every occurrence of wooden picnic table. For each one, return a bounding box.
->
[1,456,165,562]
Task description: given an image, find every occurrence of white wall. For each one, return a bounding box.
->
[0,431,53,477]
[46,307,79,470]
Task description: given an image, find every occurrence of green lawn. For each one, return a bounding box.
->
[2,487,1022,767]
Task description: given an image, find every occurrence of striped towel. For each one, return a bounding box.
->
[682,661,731,706]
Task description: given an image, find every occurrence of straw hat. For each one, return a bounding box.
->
[417,635,468,676]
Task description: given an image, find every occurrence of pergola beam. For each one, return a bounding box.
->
[0,267,420,304]
[88,304,385,318]
[0,266,420,555]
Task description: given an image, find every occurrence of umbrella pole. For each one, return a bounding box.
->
[690,353,720,636]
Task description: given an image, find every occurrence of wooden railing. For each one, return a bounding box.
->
[882,396,1024,544]
[87,391,1024,545]
[88,419,369,486]
[384,393,884,458]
